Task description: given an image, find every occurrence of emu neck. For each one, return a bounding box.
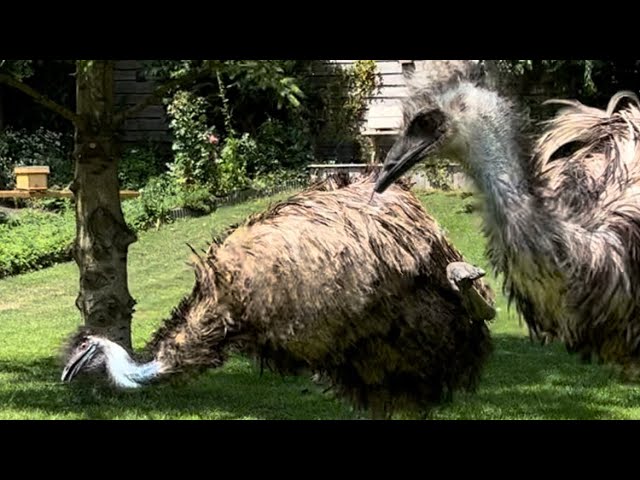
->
[469,134,561,264]
[101,339,164,388]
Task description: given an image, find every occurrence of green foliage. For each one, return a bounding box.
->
[119,143,167,190]
[303,60,380,144]
[176,185,216,214]
[0,60,34,79]
[0,207,75,278]
[249,169,308,194]
[123,174,179,230]
[149,60,382,179]
[248,118,314,176]
[122,174,217,231]
[223,60,305,110]
[166,90,218,190]
[216,134,253,195]
[27,197,72,213]
[346,60,380,133]
[426,163,452,191]
[490,60,640,106]
[0,127,73,189]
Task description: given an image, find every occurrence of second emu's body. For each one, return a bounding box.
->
[63,174,494,418]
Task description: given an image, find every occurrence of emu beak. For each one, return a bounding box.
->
[374,136,438,194]
[61,340,98,383]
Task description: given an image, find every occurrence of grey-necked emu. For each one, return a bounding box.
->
[61,173,495,419]
[374,67,640,373]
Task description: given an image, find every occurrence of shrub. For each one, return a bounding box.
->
[249,118,313,176]
[119,143,167,190]
[27,197,73,214]
[120,173,217,230]
[217,134,253,196]
[0,207,75,278]
[249,169,308,195]
[177,185,216,214]
[166,91,218,190]
[123,174,179,229]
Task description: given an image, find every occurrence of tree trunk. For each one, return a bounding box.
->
[71,61,137,350]
[0,85,4,130]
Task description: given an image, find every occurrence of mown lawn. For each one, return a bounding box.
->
[1,189,640,420]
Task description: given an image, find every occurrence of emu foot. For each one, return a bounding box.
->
[446,262,496,321]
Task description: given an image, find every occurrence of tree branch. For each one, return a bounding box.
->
[0,73,81,126]
[113,68,210,126]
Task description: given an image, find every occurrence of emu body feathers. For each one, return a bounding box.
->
[63,173,494,418]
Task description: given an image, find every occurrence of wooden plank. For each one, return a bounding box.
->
[0,190,139,199]
[375,61,404,74]
[366,102,403,118]
[373,85,408,99]
[0,190,31,198]
[115,93,162,107]
[123,118,169,131]
[121,131,172,142]
[114,69,138,81]
[365,116,402,130]
[114,80,156,95]
[126,105,166,120]
[361,129,399,136]
[114,60,143,71]
[379,72,406,87]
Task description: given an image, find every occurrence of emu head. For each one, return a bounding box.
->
[61,330,108,382]
[374,81,519,193]
[61,329,155,389]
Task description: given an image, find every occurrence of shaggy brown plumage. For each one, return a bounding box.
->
[62,172,494,418]
[374,67,640,373]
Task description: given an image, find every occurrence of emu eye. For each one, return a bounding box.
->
[409,109,446,138]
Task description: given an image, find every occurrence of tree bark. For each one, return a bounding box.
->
[0,85,4,129]
[71,61,137,350]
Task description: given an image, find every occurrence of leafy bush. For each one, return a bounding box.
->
[249,169,308,194]
[121,174,217,230]
[119,143,167,190]
[0,207,75,278]
[248,118,313,176]
[217,134,253,195]
[0,127,73,189]
[177,185,216,214]
[27,197,73,213]
[151,60,381,184]
[166,90,218,190]
[123,174,179,230]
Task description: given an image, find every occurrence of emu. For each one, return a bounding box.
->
[61,173,495,419]
[374,69,640,372]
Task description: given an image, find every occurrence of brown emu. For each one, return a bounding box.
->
[61,173,495,419]
[374,67,640,372]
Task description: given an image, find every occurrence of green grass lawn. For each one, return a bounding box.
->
[2,189,640,420]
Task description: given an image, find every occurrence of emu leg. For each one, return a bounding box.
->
[446,262,496,321]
